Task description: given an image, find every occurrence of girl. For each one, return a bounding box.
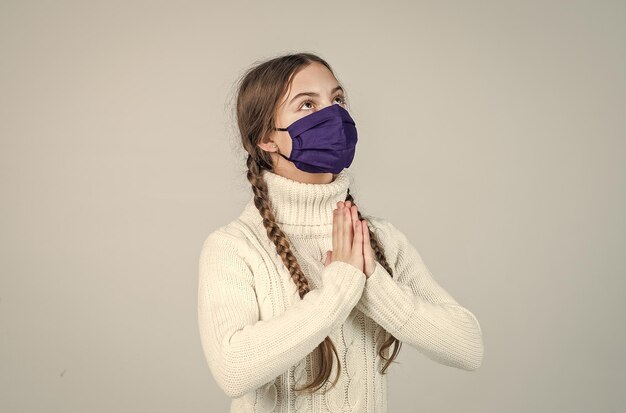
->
[198,52,484,413]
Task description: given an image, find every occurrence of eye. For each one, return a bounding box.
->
[300,100,314,110]
[299,95,347,111]
[334,95,347,105]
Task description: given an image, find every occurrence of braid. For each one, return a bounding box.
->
[247,156,341,394]
[345,189,403,374]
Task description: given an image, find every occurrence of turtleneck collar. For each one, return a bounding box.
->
[242,169,353,228]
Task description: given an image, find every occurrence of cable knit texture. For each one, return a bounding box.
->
[197,169,484,412]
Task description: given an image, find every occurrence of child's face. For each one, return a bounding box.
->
[264,62,348,160]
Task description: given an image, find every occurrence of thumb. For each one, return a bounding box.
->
[324,250,332,266]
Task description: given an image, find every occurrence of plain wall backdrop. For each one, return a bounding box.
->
[1,0,625,412]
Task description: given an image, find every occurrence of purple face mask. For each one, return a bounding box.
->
[273,104,358,174]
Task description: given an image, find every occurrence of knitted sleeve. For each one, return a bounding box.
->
[197,229,366,398]
[355,218,484,371]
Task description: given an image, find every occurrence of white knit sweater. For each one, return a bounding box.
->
[197,169,484,413]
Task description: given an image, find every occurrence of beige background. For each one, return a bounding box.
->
[1,1,625,412]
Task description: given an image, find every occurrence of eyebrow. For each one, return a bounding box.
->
[288,85,344,106]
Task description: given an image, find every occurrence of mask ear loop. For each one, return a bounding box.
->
[271,128,291,161]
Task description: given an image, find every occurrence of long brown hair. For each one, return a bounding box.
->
[233,52,402,394]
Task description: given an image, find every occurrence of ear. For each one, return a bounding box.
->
[257,139,276,152]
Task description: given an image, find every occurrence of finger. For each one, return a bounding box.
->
[352,218,363,258]
[362,219,373,259]
[350,205,359,228]
[324,250,331,265]
[342,205,352,254]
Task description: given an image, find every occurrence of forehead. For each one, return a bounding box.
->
[284,62,338,97]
